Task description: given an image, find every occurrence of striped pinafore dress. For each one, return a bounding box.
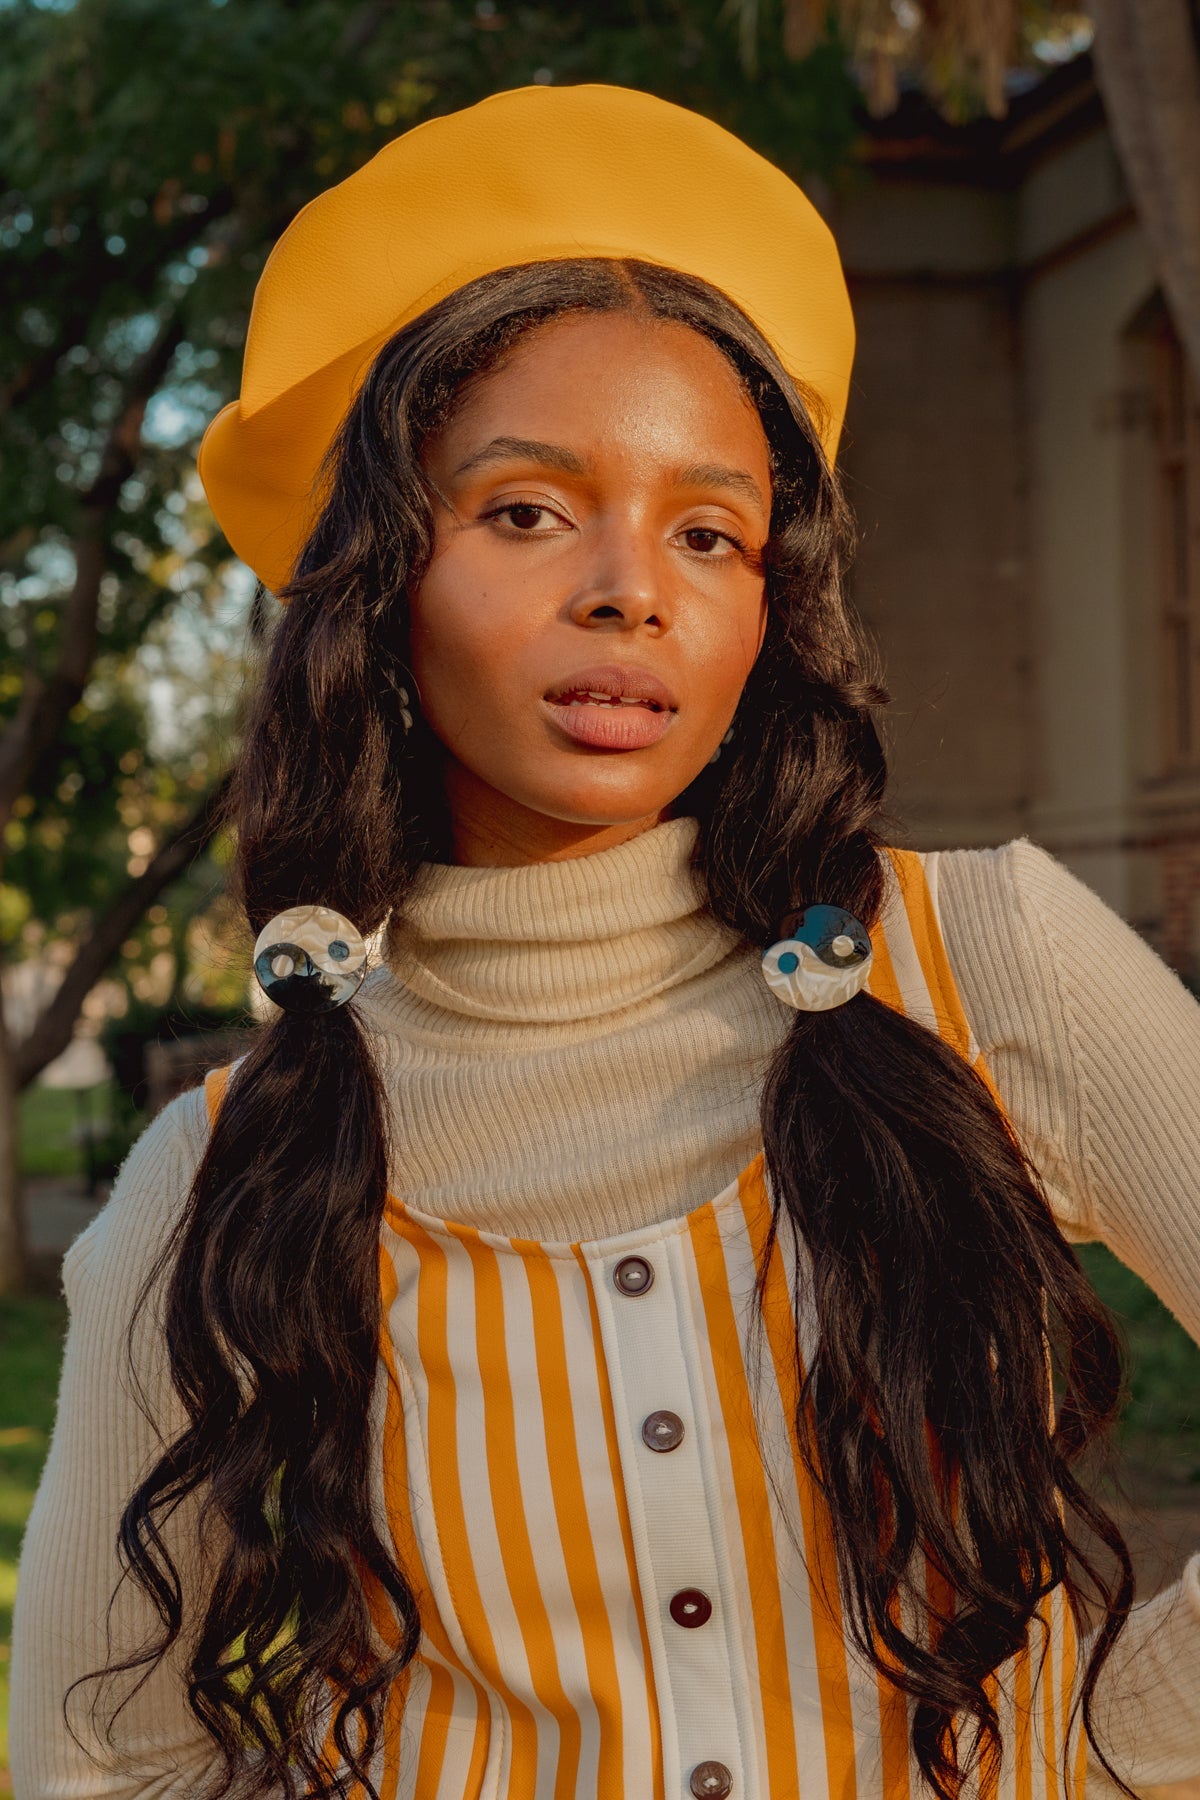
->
[204,848,1086,1800]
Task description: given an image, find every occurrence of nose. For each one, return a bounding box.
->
[566,520,669,633]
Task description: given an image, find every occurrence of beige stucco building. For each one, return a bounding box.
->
[832,53,1200,975]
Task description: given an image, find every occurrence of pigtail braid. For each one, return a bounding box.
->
[688,346,1134,1799]
[69,436,439,1798]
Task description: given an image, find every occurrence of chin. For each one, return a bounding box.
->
[518,771,689,827]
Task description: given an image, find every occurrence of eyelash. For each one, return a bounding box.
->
[683,525,748,556]
[481,502,565,532]
[482,502,748,556]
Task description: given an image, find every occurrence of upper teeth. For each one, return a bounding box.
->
[563,691,657,707]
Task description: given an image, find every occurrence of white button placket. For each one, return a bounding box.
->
[586,1232,752,1800]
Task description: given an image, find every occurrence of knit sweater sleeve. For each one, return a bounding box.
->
[9,1083,226,1799]
[935,836,1200,1788]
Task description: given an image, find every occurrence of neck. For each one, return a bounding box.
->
[442,760,674,867]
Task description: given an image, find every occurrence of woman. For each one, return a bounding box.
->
[12,83,1200,1800]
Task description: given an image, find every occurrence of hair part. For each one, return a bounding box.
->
[73,256,1134,1800]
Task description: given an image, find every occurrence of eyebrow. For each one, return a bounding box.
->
[452,437,766,512]
[453,436,588,478]
[675,461,766,510]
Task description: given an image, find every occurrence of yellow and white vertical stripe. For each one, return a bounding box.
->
[205,848,1086,1800]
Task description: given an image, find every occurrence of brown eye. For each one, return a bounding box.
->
[504,504,547,530]
[684,527,735,554]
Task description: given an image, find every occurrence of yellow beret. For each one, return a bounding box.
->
[197,83,854,596]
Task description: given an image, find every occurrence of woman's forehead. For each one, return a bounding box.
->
[428,312,771,491]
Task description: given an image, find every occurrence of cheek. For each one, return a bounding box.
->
[407,550,537,732]
[693,583,768,695]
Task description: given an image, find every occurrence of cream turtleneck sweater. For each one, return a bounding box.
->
[368,816,775,1241]
[11,818,1200,1795]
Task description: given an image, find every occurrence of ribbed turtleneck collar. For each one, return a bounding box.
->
[375,815,743,1025]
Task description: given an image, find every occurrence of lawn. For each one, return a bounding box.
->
[18,1080,113,1180]
[0,1244,1198,1787]
[1077,1242,1200,1513]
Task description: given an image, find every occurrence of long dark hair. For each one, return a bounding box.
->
[72,257,1134,1800]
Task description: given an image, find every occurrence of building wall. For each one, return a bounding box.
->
[841,267,1032,849]
[1018,134,1154,917]
[830,97,1189,957]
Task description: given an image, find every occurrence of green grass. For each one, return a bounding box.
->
[0,1293,69,1781]
[1077,1240,1200,1486]
[18,1082,111,1180]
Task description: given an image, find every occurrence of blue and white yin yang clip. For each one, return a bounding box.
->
[762,904,873,1012]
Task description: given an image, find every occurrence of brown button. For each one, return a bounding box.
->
[690,1762,733,1798]
[612,1255,654,1296]
[641,1410,685,1453]
[669,1588,712,1629]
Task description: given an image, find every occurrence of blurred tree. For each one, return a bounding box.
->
[731,1,1200,376]
[0,0,860,1291]
[768,0,1093,117]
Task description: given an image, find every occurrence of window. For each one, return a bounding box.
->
[1156,322,1200,769]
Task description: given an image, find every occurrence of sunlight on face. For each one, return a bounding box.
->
[410,310,772,865]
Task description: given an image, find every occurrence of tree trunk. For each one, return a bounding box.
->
[1089,0,1200,379]
[0,775,230,1292]
[0,959,29,1295]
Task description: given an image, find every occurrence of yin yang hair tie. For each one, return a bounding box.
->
[253,905,368,1014]
[762,904,873,1012]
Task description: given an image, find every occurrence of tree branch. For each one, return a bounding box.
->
[0,307,186,827]
[337,0,392,54]
[2,0,393,432]
[13,771,234,1090]
[0,192,236,422]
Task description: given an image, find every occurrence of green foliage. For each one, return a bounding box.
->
[392,1,860,175]
[2,684,144,944]
[1078,1241,1200,1476]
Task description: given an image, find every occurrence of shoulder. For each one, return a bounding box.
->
[61,1081,212,1302]
[927,833,1079,895]
[915,831,1200,1104]
[876,838,1065,922]
[888,835,1081,925]
[925,835,1171,977]
[879,836,1131,971]
[904,834,1146,1033]
[873,837,1138,1093]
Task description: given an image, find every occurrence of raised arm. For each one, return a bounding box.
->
[936,837,1200,1794]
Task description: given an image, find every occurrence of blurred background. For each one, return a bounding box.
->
[3,0,1200,1785]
